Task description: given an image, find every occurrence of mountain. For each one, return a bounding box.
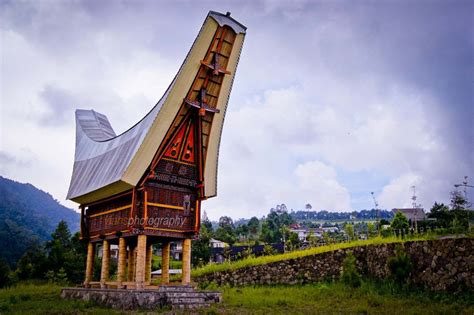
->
[0,176,80,267]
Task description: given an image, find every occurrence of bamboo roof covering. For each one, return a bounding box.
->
[67,11,246,204]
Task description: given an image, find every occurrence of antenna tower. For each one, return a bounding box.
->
[371,192,380,235]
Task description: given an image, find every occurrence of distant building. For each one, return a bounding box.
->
[392,208,425,222]
[210,238,227,248]
[170,242,183,260]
[321,226,339,233]
[290,229,308,241]
[98,244,119,259]
[289,228,324,241]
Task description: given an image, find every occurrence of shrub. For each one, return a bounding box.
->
[341,251,361,288]
[387,245,412,286]
[0,258,12,288]
[263,244,276,256]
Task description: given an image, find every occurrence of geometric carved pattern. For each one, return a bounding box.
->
[181,121,195,163]
[163,121,187,160]
[163,117,196,165]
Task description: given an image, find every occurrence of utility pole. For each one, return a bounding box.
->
[454,176,473,211]
[371,192,380,236]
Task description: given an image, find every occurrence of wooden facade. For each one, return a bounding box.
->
[68,12,246,289]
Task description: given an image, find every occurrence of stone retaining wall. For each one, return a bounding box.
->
[194,238,473,292]
[61,286,222,310]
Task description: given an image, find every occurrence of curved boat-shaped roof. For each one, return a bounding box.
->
[67,11,246,204]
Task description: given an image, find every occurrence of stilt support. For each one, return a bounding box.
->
[100,239,110,288]
[84,242,94,287]
[135,235,147,289]
[182,239,191,285]
[117,237,126,288]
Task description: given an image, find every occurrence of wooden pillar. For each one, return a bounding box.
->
[117,237,127,288]
[182,239,191,285]
[161,241,170,284]
[145,244,153,284]
[128,245,135,282]
[135,235,147,289]
[84,242,94,287]
[100,239,110,288]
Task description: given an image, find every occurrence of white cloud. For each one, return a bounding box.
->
[1,1,472,219]
[293,161,351,211]
[378,173,421,210]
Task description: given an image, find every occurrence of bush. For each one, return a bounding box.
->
[387,245,412,286]
[341,251,361,288]
[0,258,12,288]
[263,244,276,256]
[45,268,68,285]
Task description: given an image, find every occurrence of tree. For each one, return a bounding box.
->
[218,216,235,230]
[428,202,452,228]
[305,203,312,211]
[45,220,72,271]
[214,216,236,245]
[344,223,355,240]
[306,231,318,247]
[391,211,409,232]
[260,220,273,244]
[202,218,213,234]
[235,224,249,242]
[63,232,87,284]
[450,190,471,211]
[450,190,470,232]
[44,221,86,284]
[260,207,295,243]
[287,232,301,250]
[15,243,48,280]
[192,224,211,267]
[247,217,260,237]
[367,222,376,237]
[0,258,12,288]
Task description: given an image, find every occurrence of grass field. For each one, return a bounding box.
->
[0,281,472,314]
[210,282,474,315]
[0,283,115,314]
[192,236,433,278]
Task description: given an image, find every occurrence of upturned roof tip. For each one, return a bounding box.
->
[208,10,247,34]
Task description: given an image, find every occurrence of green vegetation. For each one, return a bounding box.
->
[0,176,79,268]
[388,245,413,286]
[207,281,474,314]
[391,211,410,231]
[0,220,89,289]
[340,251,361,288]
[152,255,182,270]
[0,283,117,314]
[192,236,431,278]
[2,280,472,314]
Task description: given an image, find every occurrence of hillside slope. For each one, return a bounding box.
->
[0,176,79,267]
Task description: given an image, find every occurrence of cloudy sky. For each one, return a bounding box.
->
[1,0,473,220]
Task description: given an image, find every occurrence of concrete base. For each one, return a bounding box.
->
[60,286,222,310]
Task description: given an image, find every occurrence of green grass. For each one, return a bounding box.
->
[0,283,123,314]
[202,281,474,314]
[192,236,432,278]
[1,280,472,314]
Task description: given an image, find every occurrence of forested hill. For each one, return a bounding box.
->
[0,176,79,267]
